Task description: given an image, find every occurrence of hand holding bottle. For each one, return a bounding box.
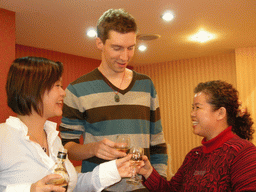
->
[31,174,66,192]
[47,149,69,191]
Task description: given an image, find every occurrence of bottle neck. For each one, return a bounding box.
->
[57,151,67,159]
[57,151,67,164]
[56,158,65,164]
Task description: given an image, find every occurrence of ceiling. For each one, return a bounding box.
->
[1,0,256,65]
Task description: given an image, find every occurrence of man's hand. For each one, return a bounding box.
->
[93,138,127,160]
[64,138,128,161]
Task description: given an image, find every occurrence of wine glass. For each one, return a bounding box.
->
[115,135,130,153]
[126,146,144,185]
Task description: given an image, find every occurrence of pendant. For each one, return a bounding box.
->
[42,147,47,153]
[114,94,120,102]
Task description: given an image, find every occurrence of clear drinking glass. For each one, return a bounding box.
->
[115,135,130,153]
[126,146,144,185]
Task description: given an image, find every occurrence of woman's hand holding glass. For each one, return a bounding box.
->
[116,154,133,177]
[136,155,154,180]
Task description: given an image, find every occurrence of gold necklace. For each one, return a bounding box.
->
[28,131,47,152]
[101,71,126,102]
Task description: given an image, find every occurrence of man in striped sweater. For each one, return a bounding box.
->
[60,8,168,192]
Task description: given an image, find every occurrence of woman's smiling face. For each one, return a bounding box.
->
[42,78,66,119]
[191,92,219,140]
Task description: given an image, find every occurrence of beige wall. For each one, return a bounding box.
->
[134,52,241,179]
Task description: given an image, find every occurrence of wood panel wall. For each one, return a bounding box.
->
[134,52,237,178]
[236,47,256,144]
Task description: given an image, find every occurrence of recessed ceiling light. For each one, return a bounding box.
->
[190,30,215,43]
[86,28,97,38]
[161,11,174,22]
[138,45,147,52]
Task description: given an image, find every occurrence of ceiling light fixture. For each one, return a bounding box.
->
[138,45,147,52]
[136,34,160,53]
[86,28,97,38]
[137,34,161,41]
[161,11,174,22]
[190,30,215,43]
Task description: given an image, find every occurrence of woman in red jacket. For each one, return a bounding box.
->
[139,80,256,191]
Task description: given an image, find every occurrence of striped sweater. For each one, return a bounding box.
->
[60,68,167,191]
[143,126,256,191]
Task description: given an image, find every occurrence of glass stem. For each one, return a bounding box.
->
[131,166,136,180]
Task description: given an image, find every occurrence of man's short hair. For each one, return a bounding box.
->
[97,8,138,44]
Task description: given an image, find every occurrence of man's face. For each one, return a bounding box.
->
[97,30,136,73]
